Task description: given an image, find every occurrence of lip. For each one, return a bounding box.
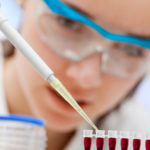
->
[46,86,89,115]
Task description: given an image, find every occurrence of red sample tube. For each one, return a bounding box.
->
[121,138,129,150]
[108,130,117,150]
[96,137,104,150]
[109,137,117,150]
[83,130,93,150]
[96,130,105,150]
[84,137,92,150]
[133,139,141,150]
[146,140,150,150]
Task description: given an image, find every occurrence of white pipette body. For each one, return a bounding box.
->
[0,13,98,130]
[0,13,54,81]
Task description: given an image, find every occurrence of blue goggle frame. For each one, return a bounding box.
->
[43,0,150,49]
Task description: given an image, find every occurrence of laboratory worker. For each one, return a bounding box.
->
[1,0,150,150]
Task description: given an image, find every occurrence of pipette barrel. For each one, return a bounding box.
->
[0,12,98,130]
[0,13,53,80]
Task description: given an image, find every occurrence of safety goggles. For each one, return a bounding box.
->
[35,0,150,77]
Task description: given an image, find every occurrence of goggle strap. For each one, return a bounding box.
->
[43,0,150,49]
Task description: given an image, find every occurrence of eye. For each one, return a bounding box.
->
[56,16,82,31]
[112,43,144,57]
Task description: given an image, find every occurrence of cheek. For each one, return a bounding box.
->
[15,52,45,91]
[87,75,140,118]
[15,53,52,118]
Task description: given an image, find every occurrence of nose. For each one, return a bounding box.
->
[66,54,102,89]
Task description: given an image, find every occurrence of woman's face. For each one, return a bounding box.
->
[14,0,150,132]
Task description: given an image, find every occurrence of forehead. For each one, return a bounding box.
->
[64,0,150,35]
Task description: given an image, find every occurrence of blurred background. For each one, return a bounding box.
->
[0,0,22,40]
[0,0,150,111]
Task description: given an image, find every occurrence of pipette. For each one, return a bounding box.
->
[0,13,98,130]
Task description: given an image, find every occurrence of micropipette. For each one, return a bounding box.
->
[0,13,98,130]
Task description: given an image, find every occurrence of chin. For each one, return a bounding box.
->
[46,122,78,133]
[44,117,81,132]
[34,108,82,133]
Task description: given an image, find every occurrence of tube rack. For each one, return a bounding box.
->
[83,130,150,150]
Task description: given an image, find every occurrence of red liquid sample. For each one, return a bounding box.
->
[96,137,104,150]
[133,139,141,150]
[121,138,129,150]
[84,137,92,150]
[146,140,150,150]
[109,138,117,150]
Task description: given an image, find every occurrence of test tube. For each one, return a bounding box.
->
[145,133,150,150]
[0,114,47,150]
[132,132,142,150]
[108,130,117,150]
[83,130,93,150]
[96,130,105,150]
[120,131,130,150]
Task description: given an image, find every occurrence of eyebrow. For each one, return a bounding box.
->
[127,33,150,40]
[65,2,94,19]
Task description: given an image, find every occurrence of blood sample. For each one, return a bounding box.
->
[121,138,129,150]
[120,131,130,150]
[83,130,93,150]
[109,137,117,150]
[133,139,141,150]
[108,130,117,150]
[84,137,92,150]
[146,140,150,150]
[96,138,104,150]
[96,130,105,150]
